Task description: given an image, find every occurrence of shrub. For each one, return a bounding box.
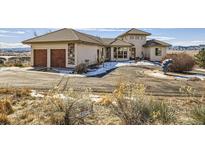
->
[110,82,175,124]
[195,49,205,68]
[163,53,195,72]
[191,105,205,125]
[0,114,10,125]
[75,63,87,74]
[14,63,23,67]
[0,99,13,114]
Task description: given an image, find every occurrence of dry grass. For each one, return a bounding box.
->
[0,99,13,114]
[168,50,199,58]
[0,113,10,125]
[0,87,31,97]
[108,82,175,124]
[1,79,205,125]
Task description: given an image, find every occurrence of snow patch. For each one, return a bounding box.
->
[30,90,44,98]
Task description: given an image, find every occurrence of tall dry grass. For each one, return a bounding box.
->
[108,82,175,125]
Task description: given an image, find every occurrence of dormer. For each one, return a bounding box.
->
[117,28,151,42]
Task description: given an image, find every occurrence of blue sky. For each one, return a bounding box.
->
[0,28,205,48]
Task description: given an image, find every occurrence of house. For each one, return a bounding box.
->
[22,28,171,68]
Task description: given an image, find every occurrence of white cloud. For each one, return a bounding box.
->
[148,35,176,41]
[0,42,29,48]
[141,28,153,31]
[78,28,127,32]
[0,34,15,37]
[0,30,25,34]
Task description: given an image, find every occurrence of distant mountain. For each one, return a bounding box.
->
[170,45,205,50]
[0,47,31,52]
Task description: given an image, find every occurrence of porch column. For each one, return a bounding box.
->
[31,46,34,66]
[47,49,51,68]
[111,47,114,61]
[65,48,68,67]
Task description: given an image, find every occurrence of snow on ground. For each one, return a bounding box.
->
[86,60,160,77]
[0,61,160,77]
[0,67,31,72]
[175,74,205,80]
[148,72,170,79]
[30,90,44,98]
[195,68,205,72]
[146,70,205,80]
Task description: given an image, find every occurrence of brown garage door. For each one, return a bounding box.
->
[51,49,66,68]
[33,49,47,67]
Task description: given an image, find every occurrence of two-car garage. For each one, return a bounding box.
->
[33,49,66,68]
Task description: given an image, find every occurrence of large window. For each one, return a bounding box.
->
[118,50,123,58]
[130,35,134,39]
[155,48,162,56]
[113,47,128,59]
[68,43,75,65]
[124,51,128,58]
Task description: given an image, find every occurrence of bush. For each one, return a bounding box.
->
[110,82,175,124]
[195,49,205,68]
[191,105,205,125]
[163,53,195,72]
[75,63,87,74]
[0,114,10,125]
[0,99,13,114]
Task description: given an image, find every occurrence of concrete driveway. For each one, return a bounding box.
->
[0,66,205,96]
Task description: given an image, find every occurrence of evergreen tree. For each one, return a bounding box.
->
[195,48,205,68]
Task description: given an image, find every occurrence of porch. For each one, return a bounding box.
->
[105,46,136,61]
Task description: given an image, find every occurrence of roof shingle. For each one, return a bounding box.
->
[143,39,171,47]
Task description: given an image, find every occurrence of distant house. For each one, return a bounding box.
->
[22,28,171,68]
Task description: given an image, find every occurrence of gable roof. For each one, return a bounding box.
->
[110,39,133,47]
[22,28,104,45]
[100,38,115,45]
[117,28,151,38]
[143,39,171,47]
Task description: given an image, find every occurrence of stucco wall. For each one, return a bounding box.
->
[144,47,151,59]
[149,46,167,61]
[75,43,103,65]
[121,35,147,57]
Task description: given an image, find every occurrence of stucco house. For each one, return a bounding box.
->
[22,28,171,68]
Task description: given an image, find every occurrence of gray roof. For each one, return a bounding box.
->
[143,39,171,47]
[110,39,133,47]
[100,38,115,45]
[117,28,151,38]
[22,28,104,45]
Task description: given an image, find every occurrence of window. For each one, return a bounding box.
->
[155,48,162,56]
[118,50,123,58]
[114,47,117,58]
[101,48,104,58]
[134,36,139,40]
[130,35,134,39]
[124,51,128,58]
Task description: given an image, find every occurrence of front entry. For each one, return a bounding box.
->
[51,49,66,68]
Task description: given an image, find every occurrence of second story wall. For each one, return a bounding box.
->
[121,35,147,57]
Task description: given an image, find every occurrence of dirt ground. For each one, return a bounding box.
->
[0,66,204,96]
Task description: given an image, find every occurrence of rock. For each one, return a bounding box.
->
[188,77,201,81]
